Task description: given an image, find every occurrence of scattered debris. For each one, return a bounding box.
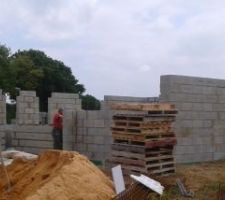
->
[176,178,194,198]
[131,174,164,195]
[112,165,126,194]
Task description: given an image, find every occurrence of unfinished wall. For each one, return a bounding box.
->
[10,125,52,154]
[48,92,81,124]
[16,91,39,125]
[160,75,225,163]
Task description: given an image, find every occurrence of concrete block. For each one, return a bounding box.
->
[213,104,225,111]
[20,91,36,97]
[77,128,87,136]
[87,144,104,152]
[181,103,192,111]
[51,92,79,99]
[202,87,216,95]
[176,136,193,145]
[15,132,52,141]
[87,111,105,119]
[76,111,87,119]
[85,120,105,128]
[75,143,87,152]
[19,139,53,148]
[192,120,203,128]
[214,144,225,152]
[214,136,225,144]
[214,152,225,160]
[24,96,34,102]
[87,128,107,136]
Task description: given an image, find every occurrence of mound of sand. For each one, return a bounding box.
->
[0,150,115,200]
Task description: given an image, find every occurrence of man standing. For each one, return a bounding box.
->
[52,108,63,150]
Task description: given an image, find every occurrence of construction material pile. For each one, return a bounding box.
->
[110,103,177,176]
[0,150,115,200]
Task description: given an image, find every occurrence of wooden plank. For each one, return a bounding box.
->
[110,103,176,111]
[111,130,173,136]
[146,161,175,169]
[150,167,175,174]
[121,165,147,173]
[110,157,145,167]
[145,138,177,148]
[145,155,174,162]
[111,143,145,154]
[111,150,145,160]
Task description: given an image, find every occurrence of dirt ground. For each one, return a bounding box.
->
[148,161,225,200]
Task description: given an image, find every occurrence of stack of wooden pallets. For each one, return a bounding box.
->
[110,103,177,176]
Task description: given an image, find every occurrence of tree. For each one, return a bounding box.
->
[0,44,13,94]
[11,49,85,111]
[81,94,101,110]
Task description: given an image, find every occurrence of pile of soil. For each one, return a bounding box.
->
[0,150,115,200]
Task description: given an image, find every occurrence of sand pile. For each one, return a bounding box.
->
[0,150,115,200]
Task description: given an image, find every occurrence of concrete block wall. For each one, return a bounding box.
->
[63,110,112,166]
[48,92,81,124]
[9,125,52,154]
[160,75,225,163]
[16,91,39,125]
[0,89,6,125]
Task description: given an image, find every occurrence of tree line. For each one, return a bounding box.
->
[0,44,100,111]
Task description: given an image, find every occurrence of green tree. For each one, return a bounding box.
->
[11,49,85,111]
[0,44,13,93]
[81,94,100,110]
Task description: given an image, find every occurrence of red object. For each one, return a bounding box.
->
[53,113,63,130]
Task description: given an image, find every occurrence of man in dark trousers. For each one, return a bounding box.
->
[52,108,63,149]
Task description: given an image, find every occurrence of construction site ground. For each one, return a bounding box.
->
[1,150,225,199]
[145,160,225,199]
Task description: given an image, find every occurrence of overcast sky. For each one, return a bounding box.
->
[1,0,225,99]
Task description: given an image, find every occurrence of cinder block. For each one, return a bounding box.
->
[24,96,34,102]
[20,91,36,97]
[87,111,105,119]
[87,128,107,136]
[51,92,79,99]
[76,111,87,119]
[192,120,203,128]
[15,132,52,141]
[214,152,225,160]
[19,139,53,148]
[214,136,225,144]
[87,144,104,152]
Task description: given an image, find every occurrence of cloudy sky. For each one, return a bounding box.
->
[1,0,225,99]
